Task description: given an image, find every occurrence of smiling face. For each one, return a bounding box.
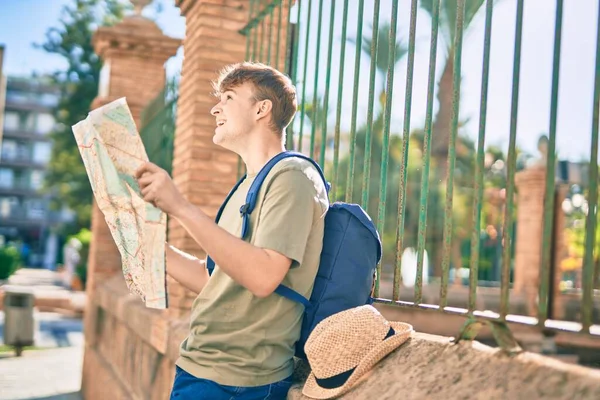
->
[210,62,298,152]
[210,82,258,149]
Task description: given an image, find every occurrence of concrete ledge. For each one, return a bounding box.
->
[167,316,190,362]
[288,333,600,400]
[83,277,176,400]
[84,277,600,400]
[82,346,133,400]
[0,286,86,316]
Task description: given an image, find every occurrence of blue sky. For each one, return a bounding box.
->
[0,0,185,77]
[1,0,599,162]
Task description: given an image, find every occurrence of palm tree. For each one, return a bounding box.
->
[420,0,487,172]
[298,95,328,160]
[347,21,408,103]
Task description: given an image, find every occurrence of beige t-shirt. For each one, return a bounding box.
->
[176,157,329,387]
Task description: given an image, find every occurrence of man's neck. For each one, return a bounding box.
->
[238,133,286,176]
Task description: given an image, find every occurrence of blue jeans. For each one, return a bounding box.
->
[170,366,293,400]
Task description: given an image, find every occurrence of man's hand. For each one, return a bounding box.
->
[135,162,189,217]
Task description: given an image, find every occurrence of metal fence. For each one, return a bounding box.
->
[140,79,179,174]
[241,0,600,351]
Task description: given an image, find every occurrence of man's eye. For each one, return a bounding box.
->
[227,95,233,100]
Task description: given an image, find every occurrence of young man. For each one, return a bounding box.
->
[135,62,329,399]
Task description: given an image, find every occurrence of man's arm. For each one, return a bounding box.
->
[136,163,317,299]
[171,205,293,298]
[165,243,209,295]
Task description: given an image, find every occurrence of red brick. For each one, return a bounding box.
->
[514,166,546,317]
[83,13,180,400]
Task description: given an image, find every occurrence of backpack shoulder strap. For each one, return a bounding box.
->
[207,151,328,308]
[239,151,330,239]
[274,285,311,307]
[206,174,247,275]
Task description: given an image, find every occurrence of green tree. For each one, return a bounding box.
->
[299,95,329,160]
[69,228,92,289]
[37,0,130,233]
[0,245,21,280]
[420,0,487,171]
[347,21,408,103]
[565,190,600,289]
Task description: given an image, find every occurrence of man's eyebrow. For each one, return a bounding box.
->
[223,89,237,95]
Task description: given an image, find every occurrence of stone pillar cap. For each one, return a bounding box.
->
[93,15,181,61]
[515,165,547,187]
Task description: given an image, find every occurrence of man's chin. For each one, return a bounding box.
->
[212,132,233,151]
[212,131,225,145]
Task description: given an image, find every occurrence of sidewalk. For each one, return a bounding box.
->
[0,311,84,400]
[0,346,83,400]
[1,269,85,400]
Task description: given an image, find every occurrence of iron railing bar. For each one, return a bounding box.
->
[252,1,260,60]
[245,0,256,60]
[283,0,294,75]
[415,0,441,304]
[393,0,419,302]
[582,0,600,333]
[345,0,366,203]
[275,0,283,69]
[441,0,466,309]
[242,0,257,178]
[290,0,301,86]
[374,0,400,298]
[372,298,600,337]
[539,0,564,325]
[332,0,349,202]
[361,0,381,210]
[319,0,336,169]
[140,98,178,129]
[240,0,284,35]
[468,0,494,311]
[286,0,300,151]
[298,0,313,153]
[309,0,325,159]
[266,5,275,65]
[501,0,525,319]
[259,3,266,62]
[141,87,169,124]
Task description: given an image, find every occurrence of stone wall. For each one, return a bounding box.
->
[288,332,600,400]
[81,6,181,400]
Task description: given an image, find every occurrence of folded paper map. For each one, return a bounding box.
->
[72,97,167,309]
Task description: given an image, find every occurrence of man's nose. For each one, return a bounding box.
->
[210,104,221,116]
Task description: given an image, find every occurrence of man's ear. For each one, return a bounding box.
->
[256,99,273,120]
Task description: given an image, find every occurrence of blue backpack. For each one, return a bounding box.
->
[206,151,382,359]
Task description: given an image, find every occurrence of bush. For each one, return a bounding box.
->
[68,228,92,289]
[0,246,21,280]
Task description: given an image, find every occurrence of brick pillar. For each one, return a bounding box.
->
[81,6,180,397]
[169,0,291,317]
[85,13,180,296]
[552,184,569,320]
[514,166,546,317]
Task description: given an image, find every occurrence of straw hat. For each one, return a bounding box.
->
[302,305,413,399]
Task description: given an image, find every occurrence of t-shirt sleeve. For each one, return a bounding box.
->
[252,169,319,267]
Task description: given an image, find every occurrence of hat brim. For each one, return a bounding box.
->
[302,321,413,400]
